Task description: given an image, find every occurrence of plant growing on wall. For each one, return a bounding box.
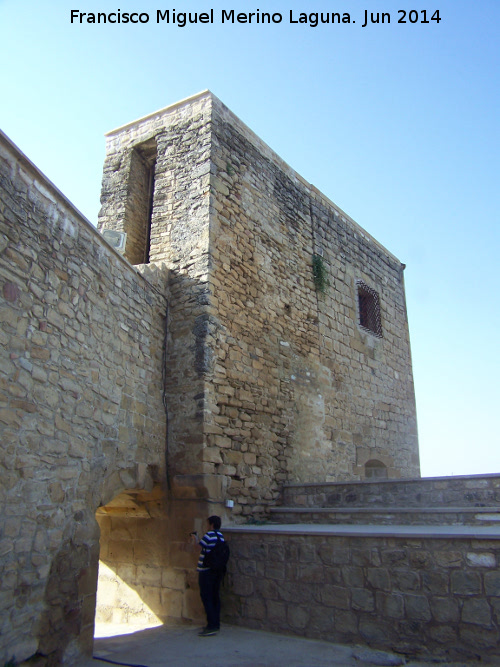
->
[312,253,330,294]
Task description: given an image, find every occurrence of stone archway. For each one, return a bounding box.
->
[94,483,204,638]
[95,485,168,635]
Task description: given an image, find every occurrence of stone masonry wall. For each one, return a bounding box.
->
[206,95,419,516]
[283,474,500,509]
[223,530,500,661]
[94,493,208,631]
[96,90,419,520]
[96,94,231,638]
[98,94,217,487]
[0,90,421,661]
[0,131,168,664]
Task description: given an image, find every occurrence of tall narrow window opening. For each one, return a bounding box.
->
[357,281,382,337]
[143,156,156,263]
[125,138,157,265]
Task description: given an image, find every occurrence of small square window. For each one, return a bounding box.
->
[357,281,382,337]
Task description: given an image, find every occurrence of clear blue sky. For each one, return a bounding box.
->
[1,0,498,477]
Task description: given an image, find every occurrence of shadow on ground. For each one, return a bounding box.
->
[88,624,484,667]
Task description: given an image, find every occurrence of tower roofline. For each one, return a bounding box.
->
[104,89,213,137]
[105,90,402,266]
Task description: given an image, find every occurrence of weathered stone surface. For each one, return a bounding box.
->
[461,599,493,627]
[467,552,496,567]
[0,131,168,663]
[0,90,425,664]
[223,531,500,662]
[97,91,419,519]
[451,571,482,595]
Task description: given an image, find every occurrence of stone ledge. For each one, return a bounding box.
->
[269,506,500,514]
[224,523,500,540]
[283,472,500,488]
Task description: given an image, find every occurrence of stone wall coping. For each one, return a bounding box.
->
[283,472,500,488]
[0,129,95,232]
[0,129,166,299]
[104,89,212,136]
[224,523,500,540]
[270,506,500,514]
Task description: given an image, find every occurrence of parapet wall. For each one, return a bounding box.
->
[223,527,500,661]
[0,131,168,663]
[283,473,500,508]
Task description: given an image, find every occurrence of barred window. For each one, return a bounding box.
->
[357,281,382,337]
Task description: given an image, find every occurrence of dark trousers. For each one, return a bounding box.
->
[198,569,223,630]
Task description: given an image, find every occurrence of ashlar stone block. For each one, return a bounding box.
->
[366,567,391,592]
[485,571,500,596]
[287,605,310,629]
[466,552,496,568]
[352,588,375,612]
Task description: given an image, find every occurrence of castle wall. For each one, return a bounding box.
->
[94,490,205,632]
[0,90,421,662]
[0,131,168,663]
[95,94,231,640]
[96,90,419,520]
[207,96,419,515]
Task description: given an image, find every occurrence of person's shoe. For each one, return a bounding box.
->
[198,627,218,636]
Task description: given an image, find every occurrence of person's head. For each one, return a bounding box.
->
[207,515,221,531]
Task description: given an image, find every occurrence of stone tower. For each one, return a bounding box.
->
[0,91,420,664]
[98,90,420,517]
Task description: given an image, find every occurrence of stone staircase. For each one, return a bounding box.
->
[269,473,500,527]
[226,473,500,660]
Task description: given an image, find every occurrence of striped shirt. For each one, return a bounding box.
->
[197,530,225,571]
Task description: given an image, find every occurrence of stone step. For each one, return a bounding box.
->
[282,473,500,510]
[268,506,500,526]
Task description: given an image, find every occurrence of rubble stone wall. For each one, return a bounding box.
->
[223,530,500,661]
[0,131,168,664]
[283,474,500,509]
[96,99,232,634]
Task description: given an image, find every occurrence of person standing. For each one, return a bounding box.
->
[193,515,226,636]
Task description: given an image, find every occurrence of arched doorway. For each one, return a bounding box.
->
[94,486,171,637]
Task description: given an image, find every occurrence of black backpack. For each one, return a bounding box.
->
[204,533,230,572]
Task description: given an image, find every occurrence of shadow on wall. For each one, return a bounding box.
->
[36,511,100,664]
[94,487,204,637]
